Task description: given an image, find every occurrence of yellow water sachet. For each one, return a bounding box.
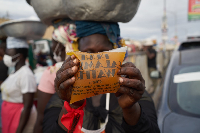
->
[67,47,127,104]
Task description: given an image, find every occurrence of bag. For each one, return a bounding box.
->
[67,47,127,104]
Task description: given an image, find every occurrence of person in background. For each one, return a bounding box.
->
[143,39,158,94]
[43,21,160,133]
[0,39,8,132]
[0,39,8,85]
[46,56,53,66]
[1,37,37,133]
[37,52,48,66]
[33,24,77,133]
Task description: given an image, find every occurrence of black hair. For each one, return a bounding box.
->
[0,40,7,50]
[15,48,28,59]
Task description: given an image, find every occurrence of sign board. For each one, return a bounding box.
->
[188,0,200,21]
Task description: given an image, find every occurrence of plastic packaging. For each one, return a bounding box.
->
[67,47,127,104]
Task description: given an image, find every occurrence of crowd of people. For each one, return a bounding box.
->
[0,1,162,132]
[0,19,161,133]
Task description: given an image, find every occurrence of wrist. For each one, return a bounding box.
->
[122,102,141,126]
[122,102,140,113]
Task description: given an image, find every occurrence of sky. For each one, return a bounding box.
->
[0,0,200,43]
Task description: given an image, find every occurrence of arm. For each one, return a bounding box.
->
[122,103,141,125]
[43,100,85,133]
[16,93,34,133]
[53,56,159,132]
[33,90,53,133]
[121,92,160,133]
[146,49,156,59]
[34,67,56,133]
[43,93,85,133]
[53,55,85,131]
[42,93,66,133]
[115,62,145,126]
[43,106,66,133]
[117,62,160,132]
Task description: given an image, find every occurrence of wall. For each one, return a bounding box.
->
[125,50,173,91]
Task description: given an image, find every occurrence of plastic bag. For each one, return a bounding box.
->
[67,47,127,104]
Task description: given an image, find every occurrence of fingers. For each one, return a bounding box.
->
[67,55,76,62]
[118,62,145,84]
[62,55,75,67]
[117,87,144,97]
[55,55,80,97]
[59,77,76,90]
[58,55,79,74]
[118,67,143,81]
[119,77,145,92]
[116,86,143,108]
[56,86,74,102]
[55,76,76,102]
[55,65,79,90]
[56,77,76,102]
[121,62,136,68]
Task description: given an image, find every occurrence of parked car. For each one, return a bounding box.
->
[157,40,200,133]
[178,39,200,51]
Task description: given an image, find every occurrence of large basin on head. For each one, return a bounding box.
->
[27,0,141,25]
[0,19,47,40]
[27,0,69,25]
[64,0,141,22]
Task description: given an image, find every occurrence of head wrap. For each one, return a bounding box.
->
[52,18,75,29]
[75,21,126,49]
[6,37,29,49]
[52,24,78,52]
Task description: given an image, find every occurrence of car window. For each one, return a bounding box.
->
[178,42,200,51]
[169,65,200,117]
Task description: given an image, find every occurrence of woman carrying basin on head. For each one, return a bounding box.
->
[33,22,78,133]
[43,21,160,133]
[1,37,37,133]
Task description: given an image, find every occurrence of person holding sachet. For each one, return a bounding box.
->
[43,21,160,133]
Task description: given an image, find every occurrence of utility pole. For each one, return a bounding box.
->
[168,11,178,39]
[161,0,168,51]
[6,11,9,19]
